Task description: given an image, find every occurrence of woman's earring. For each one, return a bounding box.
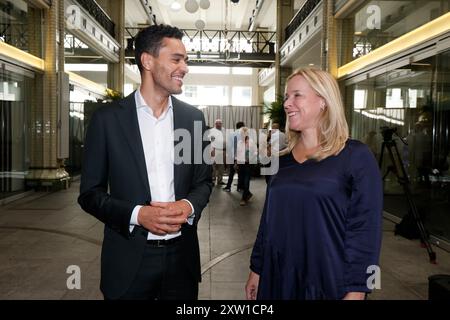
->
[321,103,325,111]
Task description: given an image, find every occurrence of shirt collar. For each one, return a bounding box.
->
[135,87,173,117]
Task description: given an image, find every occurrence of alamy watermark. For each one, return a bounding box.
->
[66,5,81,30]
[66,265,81,290]
[170,122,280,175]
[366,265,381,290]
[366,5,381,30]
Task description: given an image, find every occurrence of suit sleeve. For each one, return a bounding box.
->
[343,143,383,293]
[184,114,213,225]
[78,110,135,238]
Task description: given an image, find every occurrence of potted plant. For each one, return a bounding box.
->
[104,88,123,101]
[262,95,286,130]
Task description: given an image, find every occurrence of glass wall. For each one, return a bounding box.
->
[231,86,252,106]
[345,49,450,242]
[67,86,100,175]
[178,85,229,106]
[0,64,33,199]
[339,0,450,66]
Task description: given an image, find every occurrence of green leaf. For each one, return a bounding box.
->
[262,95,286,129]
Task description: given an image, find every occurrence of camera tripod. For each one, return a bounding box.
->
[378,128,436,264]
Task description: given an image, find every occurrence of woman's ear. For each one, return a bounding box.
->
[320,99,326,111]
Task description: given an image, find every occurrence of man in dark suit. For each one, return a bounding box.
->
[78,24,212,300]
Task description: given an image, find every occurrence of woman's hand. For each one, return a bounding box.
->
[342,292,366,300]
[245,271,260,300]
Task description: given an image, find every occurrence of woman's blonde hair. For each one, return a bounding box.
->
[285,68,349,161]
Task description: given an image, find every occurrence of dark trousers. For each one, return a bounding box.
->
[107,240,198,300]
[263,162,272,185]
[225,163,243,190]
[239,163,252,200]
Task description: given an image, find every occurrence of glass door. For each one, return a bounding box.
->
[0,63,33,199]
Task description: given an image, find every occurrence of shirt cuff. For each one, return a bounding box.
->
[181,199,195,225]
[129,205,142,234]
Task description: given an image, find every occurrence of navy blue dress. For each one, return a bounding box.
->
[250,139,383,300]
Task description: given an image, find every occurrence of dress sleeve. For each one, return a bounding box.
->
[249,188,269,274]
[343,143,383,293]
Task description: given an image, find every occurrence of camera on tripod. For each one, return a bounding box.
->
[380,126,397,142]
[378,125,436,263]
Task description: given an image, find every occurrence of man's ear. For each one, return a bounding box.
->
[140,52,153,71]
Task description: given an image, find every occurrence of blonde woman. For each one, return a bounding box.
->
[245,68,383,300]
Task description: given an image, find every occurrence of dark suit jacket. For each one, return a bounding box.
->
[78,92,212,299]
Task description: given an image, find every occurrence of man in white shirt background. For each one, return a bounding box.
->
[209,119,226,186]
[223,121,245,192]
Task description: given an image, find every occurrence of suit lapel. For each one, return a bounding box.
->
[172,96,184,199]
[116,92,151,197]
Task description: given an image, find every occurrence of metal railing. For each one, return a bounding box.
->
[125,27,276,56]
[0,23,28,51]
[125,27,275,67]
[353,34,395,58]
[285,0,322,40]
[76,0,115,37]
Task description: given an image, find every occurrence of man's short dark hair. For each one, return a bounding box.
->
[236,121,245,129]
[134,24,184,72]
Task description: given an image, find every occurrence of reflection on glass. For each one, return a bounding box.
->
[346,50,450,242]
[343,1,449,63]
[0,69,32,199]
[66,88,99,174]
[0,2,43,57]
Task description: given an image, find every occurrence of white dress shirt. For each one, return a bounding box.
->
[129,89,193,240]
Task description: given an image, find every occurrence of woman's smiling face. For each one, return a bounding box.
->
[284,75,324,132]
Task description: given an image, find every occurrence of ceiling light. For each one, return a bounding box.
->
[195,19,205,30]
[199,0,210,10]
[185,0,199,13]
[170,1,181,11]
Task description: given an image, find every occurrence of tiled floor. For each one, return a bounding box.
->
[0,177,449,300]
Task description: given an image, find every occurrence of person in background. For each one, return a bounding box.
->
[363,130,379,159]
[407,113,433,185]
[265,122,288,184]
[223,121,245,192]
[260,125,271,184]
[270,122,287,153]
[236,127,258,206]
[245,68,383,300]
[209,119,226,186]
